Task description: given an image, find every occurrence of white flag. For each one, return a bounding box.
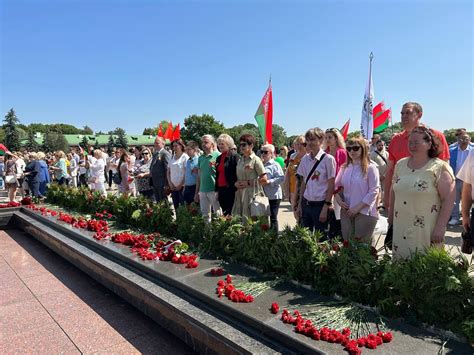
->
[360,54,374,141]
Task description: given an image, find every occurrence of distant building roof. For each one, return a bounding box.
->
[20,133,158,147]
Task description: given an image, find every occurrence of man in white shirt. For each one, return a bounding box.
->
[296,128,336,234]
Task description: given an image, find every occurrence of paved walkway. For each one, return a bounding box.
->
[0,229,193,354]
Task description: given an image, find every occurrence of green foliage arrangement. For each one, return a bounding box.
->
[45,184,473,342]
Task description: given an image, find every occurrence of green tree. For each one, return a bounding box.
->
[107,134,115,153]
[143,127,156,135]
[115,128,128,149]
[181,114,225,143]
[3,108,21,151]
[0,127,5,143]
[82,125,94,135]
[271,124,288,149]
[80,136,89,150]
[226,123,260,147]
[25,129,40,151]
[43,131,69,152]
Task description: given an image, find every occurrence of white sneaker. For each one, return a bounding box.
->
[448,218,459,226]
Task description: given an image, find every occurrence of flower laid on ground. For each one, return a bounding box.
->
[20,197,32,205]
[25,204,199,269]
[216,275,254,303]
[272,307,392,354]
[0,201,21,208]
[94,210,113,219]
[210,268,225,276]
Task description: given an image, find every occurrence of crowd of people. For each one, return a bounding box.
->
[1,101,473,259]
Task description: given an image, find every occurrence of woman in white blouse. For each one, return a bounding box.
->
[85,149,107,196]
[167,139,189,210]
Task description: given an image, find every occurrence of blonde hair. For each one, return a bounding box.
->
[56,150,66,159]
[217,134,234,149]
[37,151,46,159]
[280,146,288,159]
[345,136,370,176]
[325,128,346,149]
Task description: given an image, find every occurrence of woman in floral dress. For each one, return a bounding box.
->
[232,134,267,218]
[388,127,455,258]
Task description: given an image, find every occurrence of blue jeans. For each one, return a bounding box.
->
[302,199,328,235]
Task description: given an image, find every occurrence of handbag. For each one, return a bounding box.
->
[249,180,270,217]
[5,175,17,184]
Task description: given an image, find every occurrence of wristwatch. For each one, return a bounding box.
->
[324,200,333,206]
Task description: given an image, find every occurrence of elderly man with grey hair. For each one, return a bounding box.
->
[151,136,171,202]
[261,143,285,231]
[194,134,222,222]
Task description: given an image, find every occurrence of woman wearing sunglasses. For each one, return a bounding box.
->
[334,137,380,243]
[232,134,267,218]
[134,146,154,199]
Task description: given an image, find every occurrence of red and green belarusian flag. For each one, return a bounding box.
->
[254,82,273,144]
[372,101,391,133]
[0,143,8,156]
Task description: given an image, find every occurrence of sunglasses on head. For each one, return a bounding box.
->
[346,146,361,152]
[326,128,339,133]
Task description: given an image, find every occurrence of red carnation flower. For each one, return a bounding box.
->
[270,303,279,314]
[382,332,393,343]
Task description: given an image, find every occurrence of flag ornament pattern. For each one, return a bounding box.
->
[163,122,174,141]
[360,53,374,141]
[372,101,391,133]
[0,143,9,156]
[172,123,181,141]
[340,119,350,140]
[254,83,273,144]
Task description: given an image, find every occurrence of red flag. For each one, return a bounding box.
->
[0,143,9,155]
[157,123,164,137]
[372,101,385,119]
[254,82,273,144]
[163,122,173,140]
[172,123,181,140]
[340,119,350,140]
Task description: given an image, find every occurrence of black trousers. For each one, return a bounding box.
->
[302,199,328,235]
[183,185,196,204]
[269,199,281,231]
[217,186,236,216]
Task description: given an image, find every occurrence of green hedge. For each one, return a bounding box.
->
[46,184,474,341]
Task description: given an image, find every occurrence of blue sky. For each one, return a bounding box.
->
[1,0,472,135]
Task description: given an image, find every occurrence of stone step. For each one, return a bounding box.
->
[4,208,471,355]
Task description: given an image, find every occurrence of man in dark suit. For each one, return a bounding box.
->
[150,137,171,202]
